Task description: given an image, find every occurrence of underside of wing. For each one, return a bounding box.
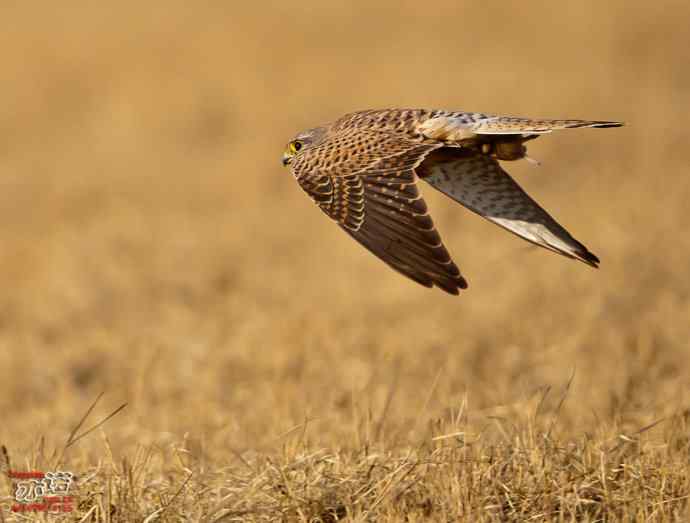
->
[418,148,600,267]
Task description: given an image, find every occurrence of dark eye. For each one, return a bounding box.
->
[293,141,302,151]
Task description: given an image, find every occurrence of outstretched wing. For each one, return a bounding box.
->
[418,148,599,267]
[290,132,467,294]
[419,113,623,141]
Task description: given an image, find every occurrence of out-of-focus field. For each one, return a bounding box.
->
[0,1,689,520]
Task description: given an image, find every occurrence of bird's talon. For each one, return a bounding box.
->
[524,155,541,167]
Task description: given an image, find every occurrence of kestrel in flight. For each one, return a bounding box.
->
[282,109,622,295]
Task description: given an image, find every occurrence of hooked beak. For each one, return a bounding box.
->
[282,152,291,166]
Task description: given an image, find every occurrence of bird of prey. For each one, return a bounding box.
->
[282,109,622,295]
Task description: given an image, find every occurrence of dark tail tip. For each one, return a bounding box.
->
[591,121,624,128]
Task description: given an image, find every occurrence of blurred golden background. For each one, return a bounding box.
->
[0,0,688,474]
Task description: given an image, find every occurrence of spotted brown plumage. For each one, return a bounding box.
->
[283,108,622,295]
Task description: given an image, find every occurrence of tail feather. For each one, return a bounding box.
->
[419,113,624,141]
[472,117,624,135]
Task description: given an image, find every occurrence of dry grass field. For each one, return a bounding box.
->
[1,1,689,521]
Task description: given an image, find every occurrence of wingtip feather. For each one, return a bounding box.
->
[577,249,600,268]
[435,274,468,295]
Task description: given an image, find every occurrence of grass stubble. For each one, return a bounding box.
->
[1,386,689,521]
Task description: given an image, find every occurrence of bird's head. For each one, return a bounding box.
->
[282,126,326,166]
